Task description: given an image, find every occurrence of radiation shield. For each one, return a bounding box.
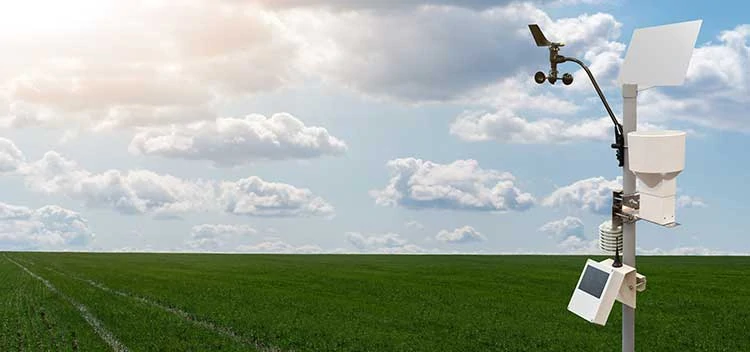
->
[617,19,702,88]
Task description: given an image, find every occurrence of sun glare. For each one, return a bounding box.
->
[0,0,112,34]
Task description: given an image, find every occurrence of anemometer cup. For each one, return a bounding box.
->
[534,71,546,84]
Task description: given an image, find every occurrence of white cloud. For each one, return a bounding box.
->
[0,138,25,173]
[636,246,742,256]
[191,224,258,238]
[405,220,425,230]
[186,224,258,250]
[451,110,615,143]
[0,2,299,131]
[129,113,347,166]
[557,235,600,254]
[345,232,431,253]
[278,3,623,102]
[372,158,534,212]
[542,176,622,214]
[435,225,486,244]
[13,145,333,218]
[677,195,707,208]
[0,202,95,250]
[219,176,334,217]
[539,216,585,241]
[236,240,324,254]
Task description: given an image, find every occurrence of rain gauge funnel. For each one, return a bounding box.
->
[628,130,686,225]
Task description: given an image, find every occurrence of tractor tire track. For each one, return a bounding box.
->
[44,266,286,352]
[4,256,129,352]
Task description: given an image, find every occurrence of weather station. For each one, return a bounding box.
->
[528,19,702,352]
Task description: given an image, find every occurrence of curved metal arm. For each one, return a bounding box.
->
[562,57,623,135]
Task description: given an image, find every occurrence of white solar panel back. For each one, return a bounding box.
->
[617,20,702,87]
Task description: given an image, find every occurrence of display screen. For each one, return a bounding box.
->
[578,265,609,299]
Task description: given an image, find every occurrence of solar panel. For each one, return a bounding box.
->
[578,265,610,299]
[617,20,702,87]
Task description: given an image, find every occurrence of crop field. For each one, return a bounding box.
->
[0,253,748,351]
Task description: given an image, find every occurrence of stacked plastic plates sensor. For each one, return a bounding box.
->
[599,220,623,253]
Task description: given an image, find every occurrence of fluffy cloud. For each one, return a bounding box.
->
[129,113,347,166]
[218,177,334,217]
[637,246,740,256]
[345,232,429,253]
[13,145,333,218]
[191,224,258,238]
[278,3,623,102]
[372,158,534,212]
[236,240,324,254]
[0,138,24,173]
[542,176,622,214]
[557,236,600,254]
[539,216,585,241]
[0,2,298,131]
[0,202,94,250]
[186,224,258,250]
[405,220,425,230]
[677,195,707,208]
[451,110,615,143]
[435,225,486,243]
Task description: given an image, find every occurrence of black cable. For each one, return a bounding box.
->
[561,56,623,135]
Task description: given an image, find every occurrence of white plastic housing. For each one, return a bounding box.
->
[627,130,686,225]
[568,259,636,325]
[598,220,623,253]
[618,20,702,87]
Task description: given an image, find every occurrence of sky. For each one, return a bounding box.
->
[0,0,748,255]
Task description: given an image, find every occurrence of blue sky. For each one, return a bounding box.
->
[0,0,747,254]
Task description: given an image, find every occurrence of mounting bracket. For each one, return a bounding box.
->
[612,190,639,227]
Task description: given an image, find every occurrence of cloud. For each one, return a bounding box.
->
[372,158,534,212]
[450,74,666,144]
[0,2,299,131]
[0,0,635,137]
[236,240,323,254]
[677,195,707,208]
[257,0,574,11]
[13,145,333,218]
[191,224,258,238]
[542,176,622,214]
[451,110,615,143]
[405,220,425,230]
[636,246,743,256]
[129,113,347,166]
[218,176,334,217]
[278,3,621,102]
[186,224,258,250]
[539,216,585,241]
[0,138,25,173]
[557,235,600,254]
[345,232,429,253]
[0,202,95,250]
[435,225,486,244]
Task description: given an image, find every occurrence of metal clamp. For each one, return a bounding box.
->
[612,190,639,227]
[636,273,647,292]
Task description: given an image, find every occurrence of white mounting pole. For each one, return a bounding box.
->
[622,84,638,352]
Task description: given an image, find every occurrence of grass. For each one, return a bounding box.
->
[1,253,748,351]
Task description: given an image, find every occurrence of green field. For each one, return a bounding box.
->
[1,253,748,351]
